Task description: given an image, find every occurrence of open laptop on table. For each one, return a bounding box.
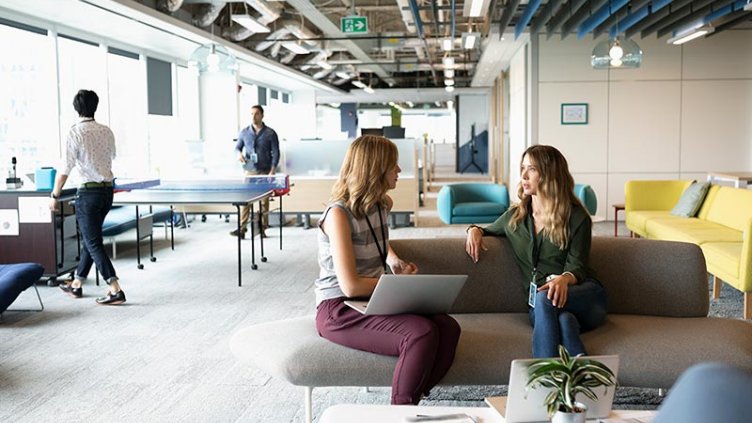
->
[485,355,620,423]
[344,274,467,315]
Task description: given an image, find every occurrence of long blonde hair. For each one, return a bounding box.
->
[330,135,399,218]
[508,145,589,249]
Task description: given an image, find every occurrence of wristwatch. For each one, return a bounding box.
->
[50,192,58,199]
[466,224,483,234]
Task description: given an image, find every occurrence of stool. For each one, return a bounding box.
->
[613,203,625,237]
[0,263,45,314]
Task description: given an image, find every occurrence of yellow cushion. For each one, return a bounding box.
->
[701,243,742,286]
[702,187,752,232]
[626,211,677,237]
[646,219,743,244]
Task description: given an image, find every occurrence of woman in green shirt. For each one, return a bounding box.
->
[465,145,607,358]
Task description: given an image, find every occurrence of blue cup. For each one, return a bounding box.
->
[35,167,56,191]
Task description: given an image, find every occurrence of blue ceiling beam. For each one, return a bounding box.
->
[407,0,425,39]
[577,0,630,39]
[515,0,543,39]
[609,0,675,38]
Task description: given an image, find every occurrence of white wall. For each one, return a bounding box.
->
[536,30,752,219]
[508,44,528,202]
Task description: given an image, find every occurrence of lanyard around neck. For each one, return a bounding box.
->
[529,213,544,284]
[364,204,388,272]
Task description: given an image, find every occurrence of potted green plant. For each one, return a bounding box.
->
[526,345,617,423]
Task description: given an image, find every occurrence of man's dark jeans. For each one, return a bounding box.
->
[75,186,117,283]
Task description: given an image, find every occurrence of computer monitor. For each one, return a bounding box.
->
[360,128,383,136]
[382,126,405,138]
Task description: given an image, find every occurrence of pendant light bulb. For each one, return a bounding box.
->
[608,40,624,61]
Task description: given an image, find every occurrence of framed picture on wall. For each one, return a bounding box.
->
[561,103,588,125]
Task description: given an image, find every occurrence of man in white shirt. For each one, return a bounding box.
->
[49,89,126,305]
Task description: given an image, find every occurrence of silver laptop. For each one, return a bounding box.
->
[487,355,619,423]
[344,274,467,315]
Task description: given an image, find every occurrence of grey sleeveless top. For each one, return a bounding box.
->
[314,201,389,306]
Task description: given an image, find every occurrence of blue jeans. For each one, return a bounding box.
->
[75,187,117,283]
[528,279,607,358]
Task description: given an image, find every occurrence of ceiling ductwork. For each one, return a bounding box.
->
[245,0,282,25]
[255,28,291,52]
[157,0,185,13]
[223,0,282,41]
[192,2,225,28]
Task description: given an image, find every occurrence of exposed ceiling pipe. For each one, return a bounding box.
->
[285,0,396,85]
[396,0,418,33]
[431,0,442,35]
[407,0,438,83]
[192,3,225,28]
[157,0,184,13]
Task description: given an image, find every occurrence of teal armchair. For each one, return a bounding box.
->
[437,183,510,224]
[574,183,597,215]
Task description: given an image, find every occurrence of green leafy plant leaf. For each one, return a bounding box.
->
[526,345,617,417]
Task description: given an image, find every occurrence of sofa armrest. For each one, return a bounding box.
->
[741,218,752,293]
[625,180,693,212]
[436,185,454,224]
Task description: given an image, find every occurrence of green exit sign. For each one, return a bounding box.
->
[341,16,368,34]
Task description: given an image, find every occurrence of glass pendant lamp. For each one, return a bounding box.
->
[591,37,642,69]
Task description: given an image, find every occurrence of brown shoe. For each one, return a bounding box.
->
[230,228,247,239]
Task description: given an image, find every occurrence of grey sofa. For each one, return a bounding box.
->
[230,237,752,423]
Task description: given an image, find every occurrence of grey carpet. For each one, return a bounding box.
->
[0,218,743,422]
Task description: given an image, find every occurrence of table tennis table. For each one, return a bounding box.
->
[113,176,289,287]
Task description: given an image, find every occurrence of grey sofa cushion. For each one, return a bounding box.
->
[671,181,710,217]
[229,313,752,390]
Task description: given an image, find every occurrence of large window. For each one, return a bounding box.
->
[107,49,147,177]
[0,22,57,176]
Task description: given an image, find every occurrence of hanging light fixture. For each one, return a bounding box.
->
[591,37,642,70]
[188,43,239,75]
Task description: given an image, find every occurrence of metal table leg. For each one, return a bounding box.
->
[236,204,242,287]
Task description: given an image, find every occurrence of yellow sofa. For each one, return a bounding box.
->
[625,180,752,319]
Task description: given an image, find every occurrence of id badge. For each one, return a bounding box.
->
[528,281,537,308]
[250,152,258,163]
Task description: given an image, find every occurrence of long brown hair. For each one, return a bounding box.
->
[508,145,589,249]
[329,135,399,218]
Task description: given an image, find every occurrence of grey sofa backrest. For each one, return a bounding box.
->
[590,237,708,317]
[390,236,709,317]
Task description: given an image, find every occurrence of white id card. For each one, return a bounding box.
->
[528,281,537,308]
[250,152,258,163]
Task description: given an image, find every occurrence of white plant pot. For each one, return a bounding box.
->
[551,402,588,423]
